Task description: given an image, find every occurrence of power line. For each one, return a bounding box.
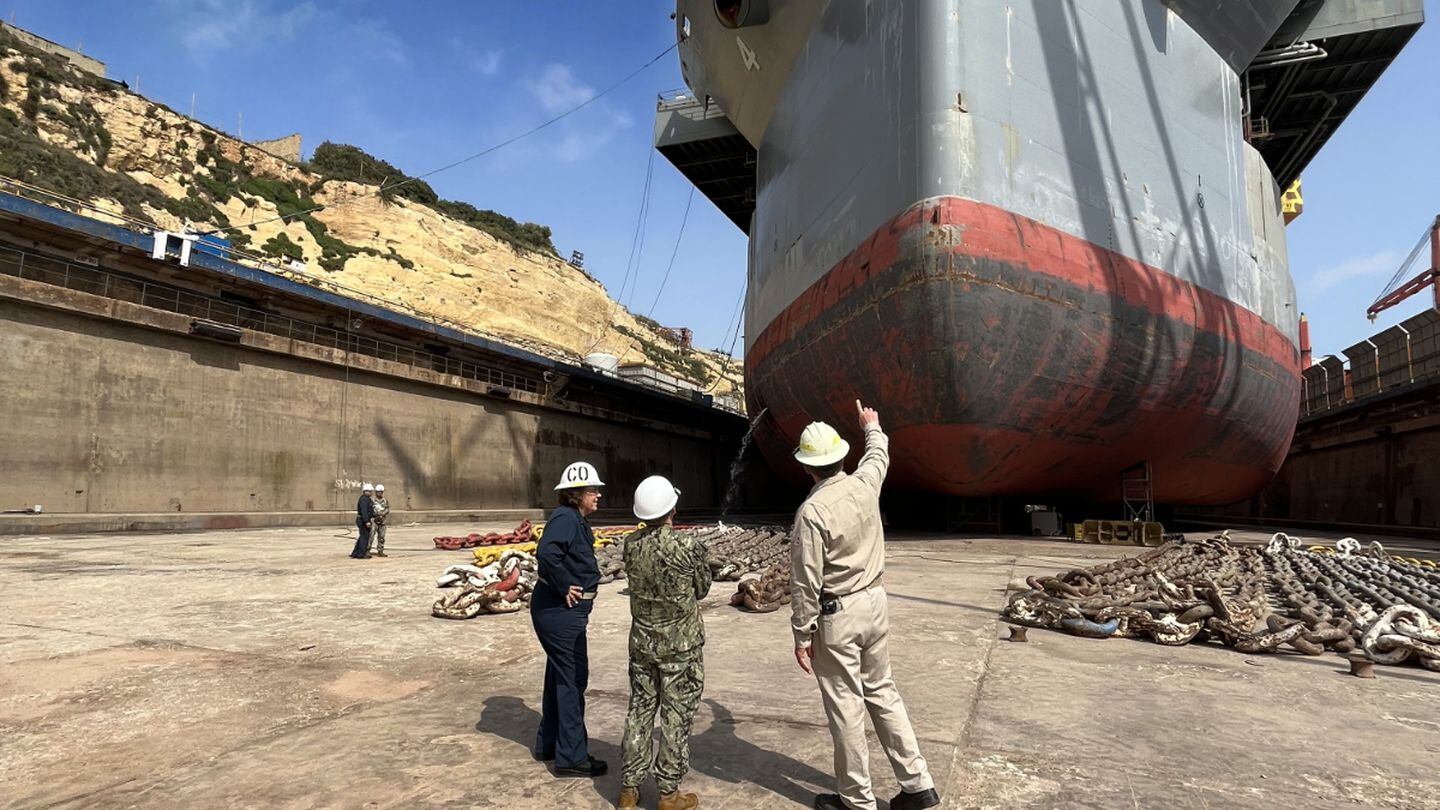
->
[705,280,747,393]
[645,186,695,319]
[207,41,679,235]
[583,145,655,358]
[623,153,656,310]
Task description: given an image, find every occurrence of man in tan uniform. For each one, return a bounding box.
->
[790,400,939,810]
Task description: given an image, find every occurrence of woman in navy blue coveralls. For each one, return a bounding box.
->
[531,461,608,777]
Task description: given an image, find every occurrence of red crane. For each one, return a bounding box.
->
[1367,215,1440,320]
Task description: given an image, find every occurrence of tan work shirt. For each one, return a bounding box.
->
[790,422,889,647]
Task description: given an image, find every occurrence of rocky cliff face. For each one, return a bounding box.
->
[0,29,742,400]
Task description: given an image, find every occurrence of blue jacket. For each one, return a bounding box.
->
[356,494,374,522]
[536,505,600,594]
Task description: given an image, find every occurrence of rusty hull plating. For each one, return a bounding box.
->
[746,197,1301,504]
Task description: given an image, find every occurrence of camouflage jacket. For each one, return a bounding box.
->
[623,524,712,661]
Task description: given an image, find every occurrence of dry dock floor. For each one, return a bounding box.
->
[2,524,1438,809]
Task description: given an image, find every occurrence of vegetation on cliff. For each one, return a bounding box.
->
[307,142,558,256]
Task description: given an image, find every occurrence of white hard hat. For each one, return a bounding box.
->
[554,461,605,490]
[375,484,385,492]
[633,475,680,521]
[362,482,374,492]
[793,421,850,467]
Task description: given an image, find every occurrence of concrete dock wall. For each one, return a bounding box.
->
[1264,413,1440,528]
[0,292,726,517]
[1196,375,1440,532]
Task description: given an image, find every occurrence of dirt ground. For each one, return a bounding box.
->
[2,523,1437,809]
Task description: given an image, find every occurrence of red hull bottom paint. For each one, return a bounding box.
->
[746,197,1302,505]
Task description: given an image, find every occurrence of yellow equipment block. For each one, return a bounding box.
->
[1282,179,1303,224]
[1080,519,1164,546]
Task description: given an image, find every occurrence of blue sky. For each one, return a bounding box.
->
[5,0,1436,361]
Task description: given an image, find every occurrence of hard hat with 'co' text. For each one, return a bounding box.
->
[555,461,606,490]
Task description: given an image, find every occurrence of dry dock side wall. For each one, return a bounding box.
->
[1261,402,1440,529]
[0,291,723,516]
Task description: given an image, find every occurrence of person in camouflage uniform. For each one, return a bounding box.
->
[618,475,711,810]
[369,484,391,557]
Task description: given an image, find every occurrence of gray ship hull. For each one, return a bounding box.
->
[675,0,1302,502]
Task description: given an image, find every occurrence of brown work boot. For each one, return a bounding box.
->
[618,786,640,809]
[658,790,699,810]
[374,551,388,557]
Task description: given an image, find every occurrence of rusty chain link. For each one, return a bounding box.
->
[1005,532,1440,671]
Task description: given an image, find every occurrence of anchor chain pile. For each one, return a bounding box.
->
[594,523,795,612]
[431,523,794,616]
[1005,532,1440,671]
[730,563,791,613]
[432,549,539,618]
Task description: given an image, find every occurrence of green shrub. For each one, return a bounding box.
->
[38,98,111,167]
[309,141,439,205]
[194,172,231,202]
[240,176,316,222]
[168,192,216,222]
[261,231,303,260]
[301,214,377,272]
[386,247,415,270]
[21,79,41,120]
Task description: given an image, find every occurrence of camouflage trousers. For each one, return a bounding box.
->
[620,649,704,793]
[370,523,387,554]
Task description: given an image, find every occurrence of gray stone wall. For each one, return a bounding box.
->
[251,133,303,163]
[1,22,105,77]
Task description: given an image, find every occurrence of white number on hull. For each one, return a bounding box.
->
[736,35,760,71]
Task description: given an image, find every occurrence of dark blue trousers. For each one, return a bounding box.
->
[350,519,371,558]
[530,585,593,767]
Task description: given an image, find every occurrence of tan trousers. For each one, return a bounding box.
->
[812,584,933,810]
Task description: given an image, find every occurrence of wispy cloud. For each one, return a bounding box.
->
[445,36,502,77]
[472,48,503,76]
[171,0,405,67]
[342,17,409,67]
[1310,249,1402,293]
[522,63,633,162]
[178,0,317,58]
[553,109,635,161]
[525,64,597,113]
